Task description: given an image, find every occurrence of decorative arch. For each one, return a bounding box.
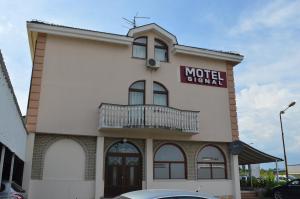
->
[196,144,227,179]
[153,143,187,179]
[40,136,90,180]
[43,138,86,180]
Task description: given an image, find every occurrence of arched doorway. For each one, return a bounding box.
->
[104,141,142,197]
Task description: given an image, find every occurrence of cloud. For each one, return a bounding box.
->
[230,0,300,35]
[237,83,300,163]
[0,17,14,35]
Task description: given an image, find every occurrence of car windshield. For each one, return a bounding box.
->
[11,182,25,193]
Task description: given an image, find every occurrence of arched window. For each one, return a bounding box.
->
[129,81,145,105]
[154,144,186,179]
[154,39,168,62]
[197,145,226,179]
[132,37,147,59]
[153,82,168,106]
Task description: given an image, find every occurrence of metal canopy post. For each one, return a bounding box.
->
[9,153,15,183]
[248,164,252,188]
[0,146,6,185]
[276,160,279,182]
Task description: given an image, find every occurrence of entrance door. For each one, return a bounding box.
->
[104,142,142,197]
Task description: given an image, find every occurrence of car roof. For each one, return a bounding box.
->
[121,189,217,199]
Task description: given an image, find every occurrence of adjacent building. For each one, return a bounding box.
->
[0,51,27,187]
[288,164,300,178]
[25,21,245,199]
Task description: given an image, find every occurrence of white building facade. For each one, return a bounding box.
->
[0,51,27,187]
[25,21,244,199]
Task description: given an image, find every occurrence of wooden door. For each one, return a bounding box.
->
[104,142,142,197]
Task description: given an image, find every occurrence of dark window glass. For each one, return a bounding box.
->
[197,146,226,179]
[154,163,169,179]
[154,144,186,179]
[153,82,168,106]
[129,81,145,105]
[154,144,184,161]
[133,37,147,59]
[154,39,168,62]
[108,142,139,154]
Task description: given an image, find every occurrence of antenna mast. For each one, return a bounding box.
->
[122,13,150,28]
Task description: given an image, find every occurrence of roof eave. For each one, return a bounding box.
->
[128,23,178,44]
[26,22,134,51]
[173,45,244,65]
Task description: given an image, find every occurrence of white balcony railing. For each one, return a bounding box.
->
[99,103,200,133]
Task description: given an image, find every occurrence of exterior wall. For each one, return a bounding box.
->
[153,140,231,180]
[31,134,96,180]
[26,25,242,199]
[26,33,47,133]
[29,134,96,199]
[30,135,234,198]
[35,33,233,142]
[288,165,300,178]
[43,139,86,180]
[226,63,239,140]
[0,54,27,161]
[149,180,232,198]
[30,180,95,199]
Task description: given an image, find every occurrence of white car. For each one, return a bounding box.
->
[115,189,218,199]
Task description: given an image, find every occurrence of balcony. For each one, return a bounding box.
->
[99,103,200,133]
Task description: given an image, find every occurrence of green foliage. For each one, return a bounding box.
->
[240,169,287,197]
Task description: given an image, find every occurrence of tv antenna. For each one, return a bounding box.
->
[123,13,150,28]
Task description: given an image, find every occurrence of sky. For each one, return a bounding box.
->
[0,0,299,169]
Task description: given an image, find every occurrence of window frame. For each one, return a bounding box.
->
[153,143,187,179]
[132,36,147,60]
[153,81,169,106]
[128,80,146,105]
[154,38,169,62]
[196,145,227,180]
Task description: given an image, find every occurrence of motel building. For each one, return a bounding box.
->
[24,21,282,199]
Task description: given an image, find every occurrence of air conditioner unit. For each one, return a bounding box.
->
[146,58,160,70]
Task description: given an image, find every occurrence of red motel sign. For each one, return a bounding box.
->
[180,66,227,88]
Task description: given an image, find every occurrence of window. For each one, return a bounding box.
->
[129,81,145,105]
[154,144,186,179]
[132,37,147,59]
[154,39,168,62]
[153,82,168,106]
[197,146,226,179]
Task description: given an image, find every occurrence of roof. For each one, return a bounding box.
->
[127,23,178,44]
[230,140,283,165]
[27,20,243,64]
[0,50,27,132]
[121,189,217,199]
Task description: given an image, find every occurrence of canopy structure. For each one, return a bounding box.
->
[230,140,283,165]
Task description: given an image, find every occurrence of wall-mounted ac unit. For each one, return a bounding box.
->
[146,58,160,70]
